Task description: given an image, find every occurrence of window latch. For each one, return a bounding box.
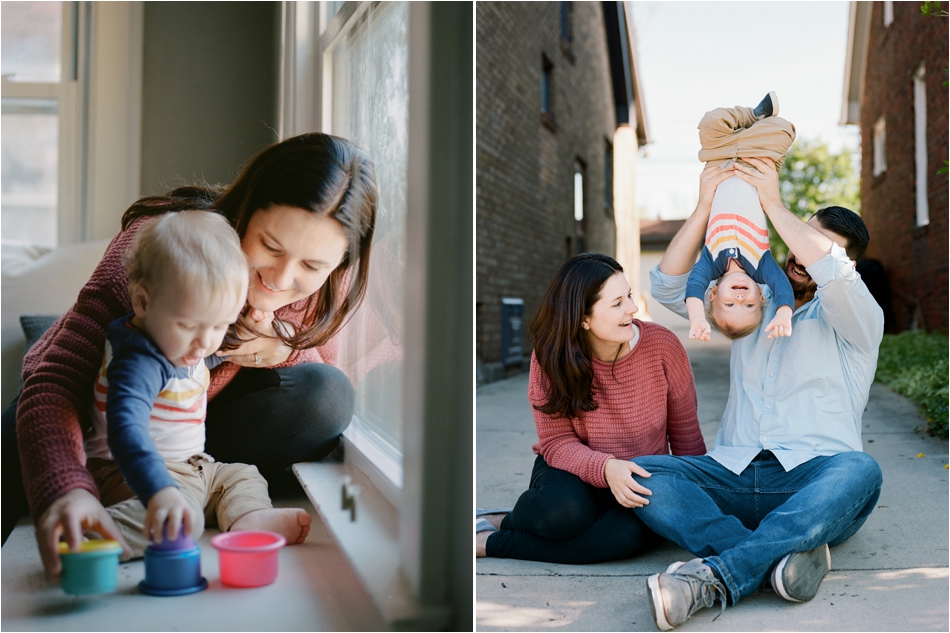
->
[341,476,360,522]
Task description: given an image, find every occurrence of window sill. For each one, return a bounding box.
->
[293,442,451,629]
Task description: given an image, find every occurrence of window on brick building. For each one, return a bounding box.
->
[541,56,553,113]
[574,159,586,253]
[883,1,894,27]
[560,2,572,43]
[913,63,929,227]
[604,138,613,217]
[872,116,886,177]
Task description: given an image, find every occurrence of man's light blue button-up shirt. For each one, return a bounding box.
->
[651,243,884,475]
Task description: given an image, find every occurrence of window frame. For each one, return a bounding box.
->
[913,63,929,227]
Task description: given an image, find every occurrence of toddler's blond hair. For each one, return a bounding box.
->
[125,211,248,303]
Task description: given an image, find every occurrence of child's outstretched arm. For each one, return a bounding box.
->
[686,297,711,341]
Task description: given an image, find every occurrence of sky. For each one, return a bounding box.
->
[629,1,859,220]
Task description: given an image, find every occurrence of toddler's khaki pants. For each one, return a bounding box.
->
[698,105,796,170]
[95,457,272,558]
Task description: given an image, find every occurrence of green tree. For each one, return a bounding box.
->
[769,138,861,262]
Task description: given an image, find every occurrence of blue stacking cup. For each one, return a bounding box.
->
[138,531,207,596]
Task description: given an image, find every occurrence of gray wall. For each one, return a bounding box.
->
[140,2,280,194]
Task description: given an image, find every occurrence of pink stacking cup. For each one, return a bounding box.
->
[210,531,286,588]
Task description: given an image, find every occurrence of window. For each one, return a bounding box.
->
[324,3,409,482]
[279,3,471,625]
[913,63,929,227]
[560,2,572,43]
[883,0,894,27]
[541,56,553,114]
[604,138,614,217]
[573,159,586,253]
[1,1,75,248]
[872,116,886,177]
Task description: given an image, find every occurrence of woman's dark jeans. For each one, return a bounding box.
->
[486,454,661,564]
[1,362,354,544]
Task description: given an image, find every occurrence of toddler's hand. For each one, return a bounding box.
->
[766,310,793,339]
[689,318,711,342]
[145,487,195,544]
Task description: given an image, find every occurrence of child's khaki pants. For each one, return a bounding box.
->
[698,105,796,170]
[94,457,272,558]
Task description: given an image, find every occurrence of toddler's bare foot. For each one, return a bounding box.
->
[230,508,312,545]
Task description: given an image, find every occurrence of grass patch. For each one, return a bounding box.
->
[875,331,949,439]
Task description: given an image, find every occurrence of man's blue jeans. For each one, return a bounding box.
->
[632,451,882,604]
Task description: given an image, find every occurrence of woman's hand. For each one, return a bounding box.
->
[35,488,132,580]
[220,309,293,367]
[604,459,652,508]
[698,162,738,211]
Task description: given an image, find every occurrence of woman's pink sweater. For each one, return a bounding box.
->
[529,321,707,488]
[17,217,335,521]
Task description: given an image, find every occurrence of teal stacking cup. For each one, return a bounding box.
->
[58,540,123,595]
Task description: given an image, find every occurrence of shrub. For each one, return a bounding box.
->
[875,331,949,439]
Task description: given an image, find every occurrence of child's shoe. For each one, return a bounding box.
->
[754,91,779,119]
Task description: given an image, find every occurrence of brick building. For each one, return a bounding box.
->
[842,1,948,333]
[476,1,650,382]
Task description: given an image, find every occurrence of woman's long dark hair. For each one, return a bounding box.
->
[121,133,378,350]
[529,253,624,420]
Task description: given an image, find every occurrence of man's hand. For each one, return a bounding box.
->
[35,488,132,580]
[766,305,793,339]
[604,459,652,508]
[734,157,784,213]
[145,486,195,544]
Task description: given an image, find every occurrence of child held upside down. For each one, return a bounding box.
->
[685,91,798,341]
[83,211,311,556]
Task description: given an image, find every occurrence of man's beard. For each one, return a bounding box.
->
[785,256,817,301]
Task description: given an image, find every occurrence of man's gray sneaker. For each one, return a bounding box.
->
[647,559,727,631]
[770,544,831,602]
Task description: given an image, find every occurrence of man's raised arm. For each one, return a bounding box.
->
[658,164,737,275]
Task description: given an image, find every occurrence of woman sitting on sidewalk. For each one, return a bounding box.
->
[476,253,706,563]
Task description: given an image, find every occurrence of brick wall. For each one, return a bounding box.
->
[476,2,619,377]
[860,2,948,333]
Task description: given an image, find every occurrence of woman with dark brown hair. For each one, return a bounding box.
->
[2,133,377,578]
[476,253,706,563]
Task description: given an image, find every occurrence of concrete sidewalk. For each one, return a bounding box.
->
[475,323,949,632]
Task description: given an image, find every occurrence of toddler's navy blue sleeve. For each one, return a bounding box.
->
[204,354,227,370]
[686,247,718,301]
[753,250,794,308]
[105,340,177,506]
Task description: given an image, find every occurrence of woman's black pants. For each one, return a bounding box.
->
[1,362,354,544]
[485,454,660,564]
